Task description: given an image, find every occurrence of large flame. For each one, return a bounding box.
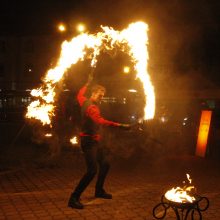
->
[26,21,155,125]
[165,174,196,203]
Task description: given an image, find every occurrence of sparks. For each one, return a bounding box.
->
[26,21,155,125]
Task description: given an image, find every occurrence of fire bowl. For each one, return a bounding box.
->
[153,194,209,220]
[163,194,201,209]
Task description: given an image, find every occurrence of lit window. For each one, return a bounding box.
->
[21,97,31,104]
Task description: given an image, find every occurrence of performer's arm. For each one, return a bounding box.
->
[87,105,120,126]
[77,85,87,107]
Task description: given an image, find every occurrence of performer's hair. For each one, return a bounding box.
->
[91,84,106,94]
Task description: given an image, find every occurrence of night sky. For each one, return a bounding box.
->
[1,0,220,89]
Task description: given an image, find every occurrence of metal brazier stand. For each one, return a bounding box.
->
[153,195,209,220]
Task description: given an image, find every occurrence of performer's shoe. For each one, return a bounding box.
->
[68,194,84,209]
[95,190,112,199]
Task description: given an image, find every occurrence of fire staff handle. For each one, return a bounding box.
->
[118,123,140,130]
[87,68,95,85]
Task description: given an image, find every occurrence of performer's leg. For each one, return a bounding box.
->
[95,146,112,199]
[68,139,98,208]
[72,146,98,197]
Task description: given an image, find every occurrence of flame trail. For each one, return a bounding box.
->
[26,22,155,125]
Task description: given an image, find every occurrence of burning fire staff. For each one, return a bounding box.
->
[68,76,131,209]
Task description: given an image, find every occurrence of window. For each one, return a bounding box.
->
[21,97,31,105]
[0,64,5,77]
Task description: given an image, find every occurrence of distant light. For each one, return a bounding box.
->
[58,23,66,32]
[77,23,86,33]
[45,133,52,137]
[160,116,167,123]
[123,66,130,73]
[123,97,126,104]
[28,68,32,72]
[184,117,188,121]
[128,89,137,93]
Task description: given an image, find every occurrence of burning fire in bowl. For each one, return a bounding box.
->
[153,174,209,220]
[164,174,196,207]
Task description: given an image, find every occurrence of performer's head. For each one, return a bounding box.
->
[90,85,106,103]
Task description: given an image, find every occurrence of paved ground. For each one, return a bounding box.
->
[0,149,220,220]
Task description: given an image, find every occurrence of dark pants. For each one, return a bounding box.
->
[72,136,110,198]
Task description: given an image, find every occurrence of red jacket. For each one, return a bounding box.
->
[77,85,120,141]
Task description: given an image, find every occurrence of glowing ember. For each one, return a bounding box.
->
[165,174,196,203]
[26,21,155,125]
[45,133,52,137]
[70,136,78,145]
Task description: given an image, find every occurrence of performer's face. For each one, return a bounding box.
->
[91,89,105,103]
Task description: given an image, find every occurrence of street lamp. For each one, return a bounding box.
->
[76,23,86,33]
[57,23,66,32]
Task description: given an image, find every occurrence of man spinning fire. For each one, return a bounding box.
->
[68,74,131,209]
